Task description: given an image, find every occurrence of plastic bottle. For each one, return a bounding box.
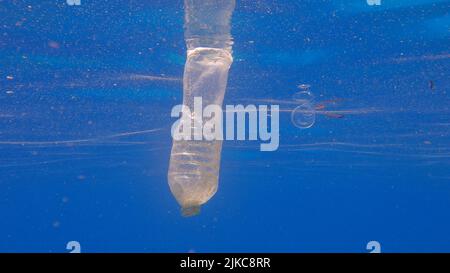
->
[168,0,235,216]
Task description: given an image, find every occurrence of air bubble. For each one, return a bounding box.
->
[291,102,316,129]
[293,90,315,103]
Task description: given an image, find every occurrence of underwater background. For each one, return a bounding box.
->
[0,0,450,252]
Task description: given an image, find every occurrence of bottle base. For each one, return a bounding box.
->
[181,205,201,217]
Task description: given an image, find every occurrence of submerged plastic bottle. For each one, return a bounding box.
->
[168,0,235,216]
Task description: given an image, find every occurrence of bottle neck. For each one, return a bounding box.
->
[184,0,235,52]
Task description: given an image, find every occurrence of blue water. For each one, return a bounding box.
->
[1,0,450,252]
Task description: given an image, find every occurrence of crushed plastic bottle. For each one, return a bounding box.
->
[168,0,235,216]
